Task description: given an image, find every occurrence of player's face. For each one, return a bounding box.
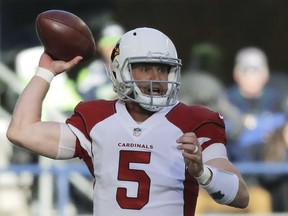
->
[234,67,269,97]
[131,63,169,96]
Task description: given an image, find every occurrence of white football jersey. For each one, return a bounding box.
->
[66,99,226,216]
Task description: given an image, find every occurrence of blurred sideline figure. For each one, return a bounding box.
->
[75,23,124,101]
[225,47,286,162]
[225,47,288,213]
[179,70,271,214]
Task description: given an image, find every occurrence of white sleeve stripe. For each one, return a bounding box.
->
[202,143,228,163]
[56,123,76,159]
[67,123,93,158]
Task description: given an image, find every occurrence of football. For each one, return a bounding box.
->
[35,10,96,61]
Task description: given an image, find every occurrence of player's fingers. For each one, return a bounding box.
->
[182,151,201,161]
[66,56,83,68]
[64,56,83,68]
[177,142,201,155]
[70,56,83,64]
[181,143,200,154]
[176,132,199,144]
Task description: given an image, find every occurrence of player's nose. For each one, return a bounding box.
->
[149,68,162,80]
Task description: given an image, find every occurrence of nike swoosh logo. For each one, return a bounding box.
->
[219,113,224,119]
[198,137,211,145]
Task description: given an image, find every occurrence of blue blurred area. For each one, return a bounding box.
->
[238,113,286,148]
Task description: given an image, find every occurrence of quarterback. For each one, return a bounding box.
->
[7,27,249,215]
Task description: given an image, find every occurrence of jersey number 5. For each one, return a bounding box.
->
[116,150,151,209]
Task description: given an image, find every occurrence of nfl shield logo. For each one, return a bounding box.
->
[133,128,142,137]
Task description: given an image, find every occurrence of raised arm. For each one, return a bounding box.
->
[6,52,82,159]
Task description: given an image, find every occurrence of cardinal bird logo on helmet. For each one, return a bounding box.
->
[111,42,120,61]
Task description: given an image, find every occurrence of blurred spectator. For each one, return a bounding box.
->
[225,47,286,162]
[259,122,288,212]
[75,23,124,101]
[223,46,288,214]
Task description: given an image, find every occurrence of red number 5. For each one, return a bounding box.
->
[116,150,151,209]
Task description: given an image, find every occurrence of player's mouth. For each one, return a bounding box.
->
[146,87,164,96]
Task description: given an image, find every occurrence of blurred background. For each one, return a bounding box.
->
[1,0,288,216]
[1,0,288,84]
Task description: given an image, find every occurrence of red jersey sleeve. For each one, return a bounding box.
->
[166,102,226,150]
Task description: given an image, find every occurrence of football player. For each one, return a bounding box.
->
[7,27,249,216]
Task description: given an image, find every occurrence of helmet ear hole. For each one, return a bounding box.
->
[112,71,117,79]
